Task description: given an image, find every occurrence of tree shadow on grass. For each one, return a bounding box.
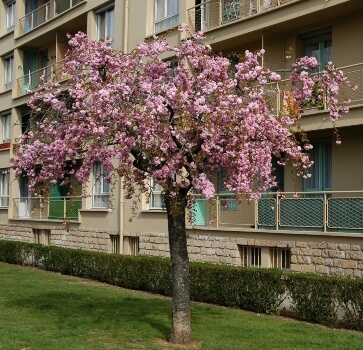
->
[7,290,171,340]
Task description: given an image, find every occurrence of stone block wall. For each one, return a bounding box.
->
[0,223,33,242]
[290,241,363,277]
[50,228,110,253]
[136,231,363,277]
[1,223,363,277]
[0,223,111,253]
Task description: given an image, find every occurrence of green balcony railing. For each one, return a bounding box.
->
[13,196,82,222]
[190,191,363,233]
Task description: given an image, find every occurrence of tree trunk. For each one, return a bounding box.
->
[165,191,192,344]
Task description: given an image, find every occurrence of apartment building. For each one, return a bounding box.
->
[0,0,363,276]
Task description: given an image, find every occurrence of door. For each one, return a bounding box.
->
[304,140,332,194]
[48,182,68,220]
[40,49,49,82]
[19,176,31,218]
[192,199,207,226]
[25,0,39,32]
[23,51,37,94]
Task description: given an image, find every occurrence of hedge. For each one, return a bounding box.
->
[0,239,362,330]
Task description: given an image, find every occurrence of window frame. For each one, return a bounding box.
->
[0,169,10,207]
[1,111,11,143]
[6,0,15,30]
[149,178,164,210]
[4,54,14,91]
[304,138,332,192]
[96,3,115,44]
[92,161,110,208]
[302,27,332,69]
[154,0,179,33]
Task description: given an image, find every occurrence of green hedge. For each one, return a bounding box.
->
[0,240,362,330]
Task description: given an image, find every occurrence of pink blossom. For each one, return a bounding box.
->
[12,30,353,205]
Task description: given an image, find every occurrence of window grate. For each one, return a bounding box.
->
[270,248,291,271]
[110,235,120,254]
[239,245,261,268]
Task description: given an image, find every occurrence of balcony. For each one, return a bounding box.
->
[263,63,363,115]
[17,60,67,96]
[187,0,298,33]
[19,0,86,34]
[13,196,82,222]
[190,191,363,233]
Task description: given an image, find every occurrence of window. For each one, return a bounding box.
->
[302,28,332,69]
[270,248,291,271]
[4,54,13,91]
[1,111,11,143]
[92,162,110,208]
[154,0,179,33]
[304,139,332,192]
[6,0,15,29]
[239,245,261,268]
[0,169,9,207]
[166,57,178,77]
[150,178,164,209]
[96,3,114,43]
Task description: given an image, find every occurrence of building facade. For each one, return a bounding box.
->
[0,0,363,276]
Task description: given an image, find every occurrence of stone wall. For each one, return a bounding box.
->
[0,223,111,253]
[0,223,33,243]
[291,241,363,277]
[1,223,363,277]
[50,228,110,252]
[136,231,363,277]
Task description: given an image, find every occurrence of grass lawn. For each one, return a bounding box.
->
[0,262,362,350]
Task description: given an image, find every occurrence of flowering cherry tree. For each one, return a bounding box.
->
[12,29,352,344]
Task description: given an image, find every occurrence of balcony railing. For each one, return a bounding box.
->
[17,60,68,96]
[19,0,85,34]
[13,196,82,221]
[187,0,297,33]
[190,191,363,233]
[263,63,363,115]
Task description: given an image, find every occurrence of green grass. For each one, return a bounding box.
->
[0,262,362,350]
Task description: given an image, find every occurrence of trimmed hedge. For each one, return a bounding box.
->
[0,240,362,330]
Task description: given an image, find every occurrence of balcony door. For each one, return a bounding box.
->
[23,51,37,94]
[19,176,31,218]
[25,0,39,32]
[304,139,332,194]
[48,181,68,220]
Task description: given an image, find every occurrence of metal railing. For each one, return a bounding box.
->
[264,63,363,115]
[19,0,85,34]
[17,60,67,96]
[190,191,363,233]
[13,196,82,221]
[187,0,297,33]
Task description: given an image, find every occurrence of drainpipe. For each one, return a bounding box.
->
[117,0,129,255]
[119,169,125,255]
[123,0,129,53]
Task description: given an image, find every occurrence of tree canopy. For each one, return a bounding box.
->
[12,28,354,344]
